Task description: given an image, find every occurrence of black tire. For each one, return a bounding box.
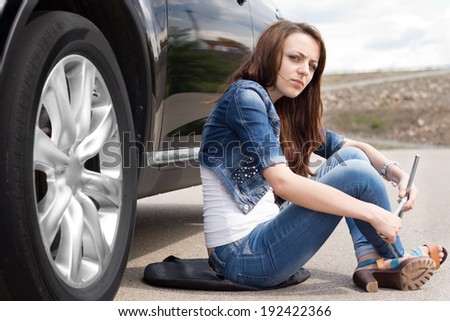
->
[0,11,137,300]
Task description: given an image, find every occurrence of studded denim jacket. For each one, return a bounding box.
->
[199,80,345,214]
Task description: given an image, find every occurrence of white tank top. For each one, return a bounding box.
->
[200,166,279,248]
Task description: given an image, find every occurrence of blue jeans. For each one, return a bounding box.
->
[208,147,405,288]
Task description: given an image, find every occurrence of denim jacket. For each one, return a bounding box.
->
[199,80,344,214]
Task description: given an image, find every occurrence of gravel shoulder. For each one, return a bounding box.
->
[322,69,450,147]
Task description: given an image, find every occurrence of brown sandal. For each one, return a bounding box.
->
[409,244,447,269]
[353,257,436,292]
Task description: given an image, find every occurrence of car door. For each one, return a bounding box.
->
[153,0,255,190]
[160,0,253,157]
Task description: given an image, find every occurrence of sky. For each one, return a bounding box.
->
[273,0,450,73]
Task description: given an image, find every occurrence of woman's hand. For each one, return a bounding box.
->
[395,172,419,212]
[368,203,403,244]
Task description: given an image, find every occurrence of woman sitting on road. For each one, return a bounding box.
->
[198,19,446,292]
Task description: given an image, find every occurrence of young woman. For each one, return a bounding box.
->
[198,20,446,292]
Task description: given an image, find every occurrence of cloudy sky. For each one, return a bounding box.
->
[273,0,450,73]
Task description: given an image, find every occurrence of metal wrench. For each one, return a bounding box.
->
[379,154,420,239]
[392,154,420,218]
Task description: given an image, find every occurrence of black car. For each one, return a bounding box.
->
[0,0,279,300]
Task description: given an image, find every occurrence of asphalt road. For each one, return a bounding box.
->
[115,148,450,301]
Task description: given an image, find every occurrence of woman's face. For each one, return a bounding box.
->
[268,32,320,103]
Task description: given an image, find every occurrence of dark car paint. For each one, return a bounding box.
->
[0,0,278,198]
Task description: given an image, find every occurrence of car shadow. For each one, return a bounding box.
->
[128,199,204,261]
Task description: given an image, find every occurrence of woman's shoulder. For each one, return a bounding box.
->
[229,79,270,102]
[233,79,265,92]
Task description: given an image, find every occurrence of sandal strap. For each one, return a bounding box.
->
[376,258,400,270]
[358,257,400,270]
[357,258,377,268]
[376,258,385,270]
[424,244,441,269]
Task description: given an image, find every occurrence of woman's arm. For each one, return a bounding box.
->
[263,163,402,243]
[342,139,418,211]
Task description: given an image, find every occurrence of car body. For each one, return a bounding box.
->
[0,0,279,300]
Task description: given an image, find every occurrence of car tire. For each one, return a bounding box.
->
[0,11,137,300]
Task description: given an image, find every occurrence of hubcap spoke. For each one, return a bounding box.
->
[38,183,72,248]
[34,129,69,171]
[82,169,122,207]
[77,191,111,264]
[68,59,96,141]
[41,63,77,150]
[76,104,115,162]
[55,198,84,284]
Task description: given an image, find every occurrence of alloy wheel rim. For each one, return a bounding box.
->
[33,55,123,288]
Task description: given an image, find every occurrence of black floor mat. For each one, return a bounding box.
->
[144,255,310,291]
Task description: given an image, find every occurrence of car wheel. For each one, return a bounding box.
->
[0,11,137,300]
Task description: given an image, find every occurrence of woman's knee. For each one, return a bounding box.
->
[336,146,370,163]
[343,159,379,181]
[320,153,381,191]
[315,147,369,179]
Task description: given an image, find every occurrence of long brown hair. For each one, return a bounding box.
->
[227,20,326,177]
